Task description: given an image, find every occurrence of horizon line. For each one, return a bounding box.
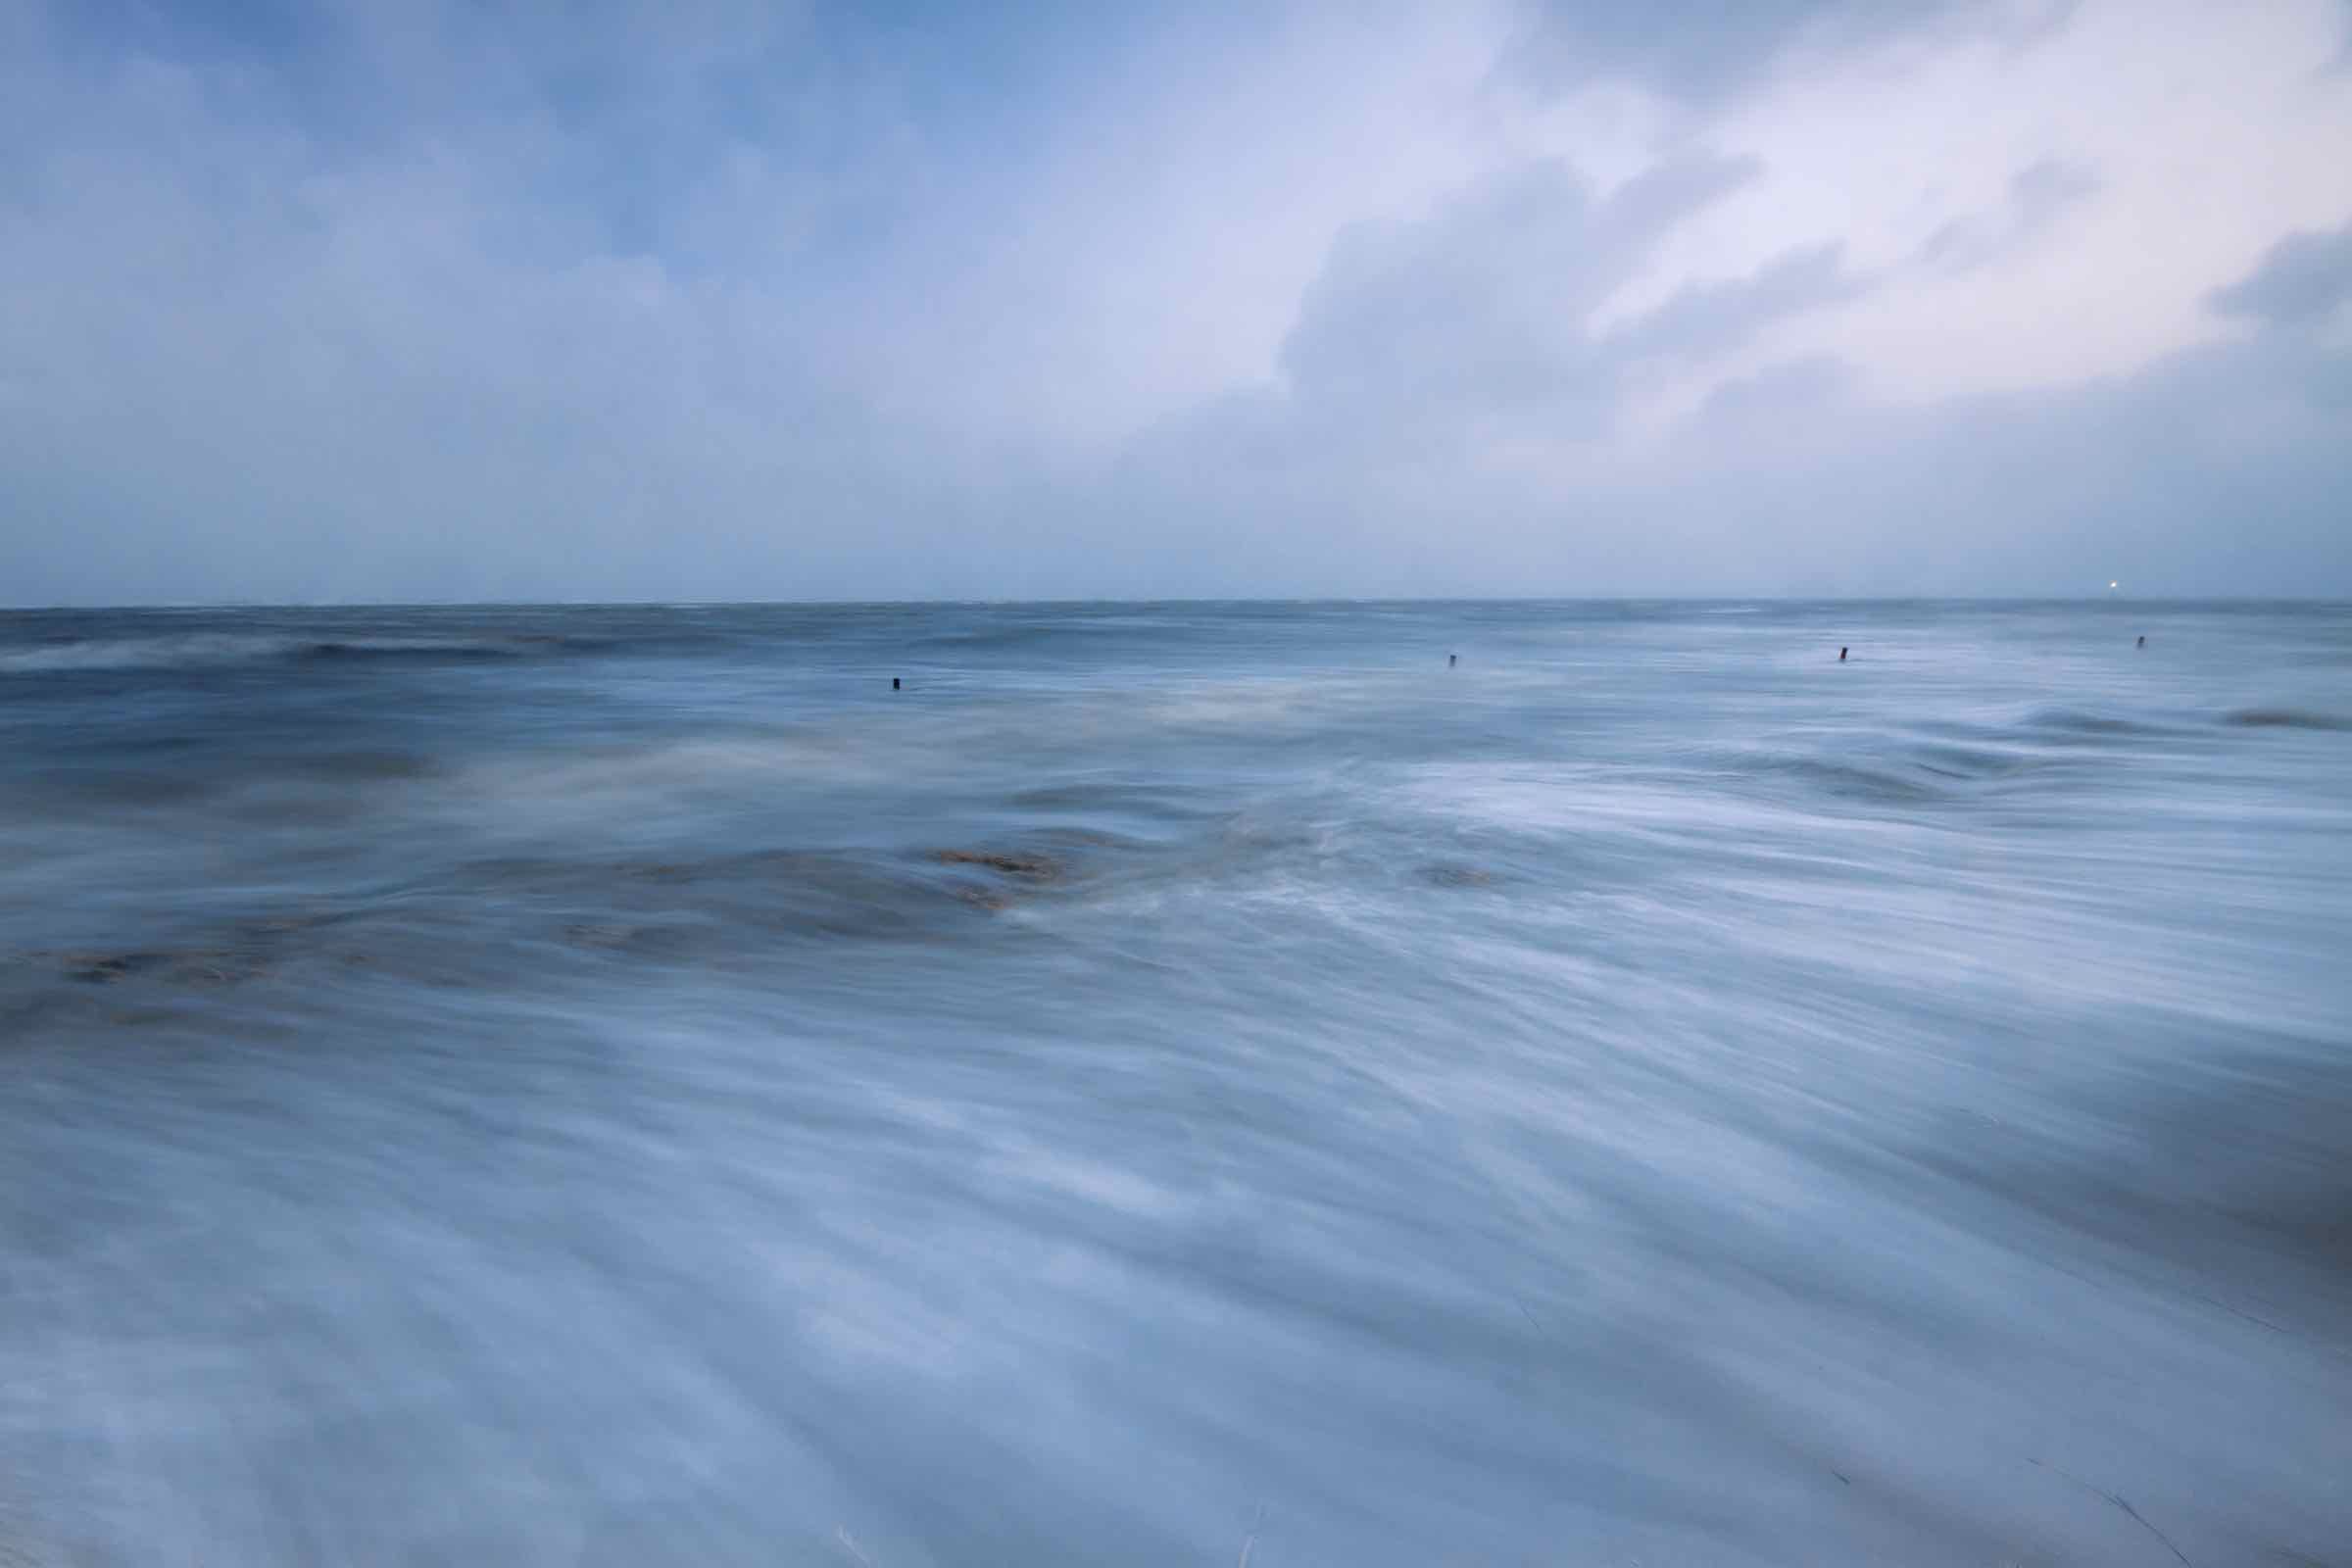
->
[4,594,2346,613]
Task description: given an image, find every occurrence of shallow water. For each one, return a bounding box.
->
[2,600,2347,1566]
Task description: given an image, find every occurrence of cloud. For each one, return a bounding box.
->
[1609,242,1864,357]
[1266,153,1864,455]
[1917,157,2099,272]
[1278,158,1759,424]
[1,0,2350,602]
[2208,221,2352,326]
[1504,0,1967,100]
[1101,193,2352,598]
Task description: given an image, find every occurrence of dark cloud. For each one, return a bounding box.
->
[1599,155,1760,236]
[2009,157,2100,222]
[1918,157,2099,273]
[1695,355,1855,427]
[1276,155,1855,441]
[2207,221,2352,326]
[1507,0,2007,99]
[1504,0,2087,107]
[1608,243,1865,359]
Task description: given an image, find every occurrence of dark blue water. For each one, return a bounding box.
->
[2,601,2347,1566]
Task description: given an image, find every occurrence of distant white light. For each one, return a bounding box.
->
[2109,581,2119,590]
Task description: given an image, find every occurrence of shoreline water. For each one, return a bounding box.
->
[3,600,2347,1564]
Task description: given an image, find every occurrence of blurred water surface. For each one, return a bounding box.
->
[2,600,2347,1565]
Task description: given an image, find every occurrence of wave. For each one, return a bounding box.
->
[907,623,1099,653]
[2018,706,2182,740]
[0,632,612,674]
[2223,708,2351,732]
[1772,755,1956,807]
[1692,737,2055,811]
[0,633,306,672]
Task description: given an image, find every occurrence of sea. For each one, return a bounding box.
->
[1,600,2346,1566]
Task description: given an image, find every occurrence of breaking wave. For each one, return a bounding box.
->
[0,631,612,673]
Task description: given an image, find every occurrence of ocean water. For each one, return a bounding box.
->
[0,600,2346,1567]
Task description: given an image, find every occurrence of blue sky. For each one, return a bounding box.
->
[2,0,2349,602]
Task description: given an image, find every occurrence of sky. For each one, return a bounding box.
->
[2,0,2349,603]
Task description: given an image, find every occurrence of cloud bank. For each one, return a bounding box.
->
[2,0,2348,602]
